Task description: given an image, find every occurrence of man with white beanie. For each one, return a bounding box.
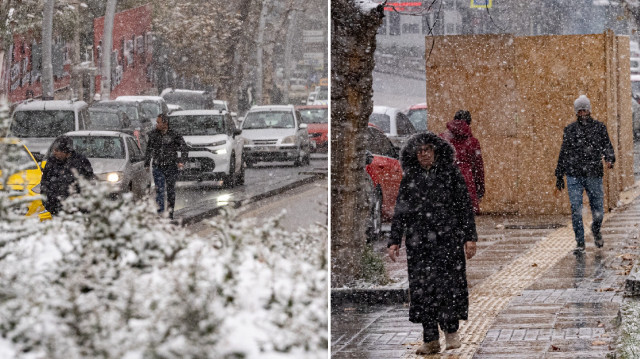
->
[555,95,615,254]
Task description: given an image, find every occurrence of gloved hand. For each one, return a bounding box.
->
[556,176,564,191]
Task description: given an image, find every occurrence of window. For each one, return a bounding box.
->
[366,127,397,159]
[298,108,328,124]
[71,136,125,159]
[396,113,416,136]
[126,137,142,162]
[389,12,401,36]
[169,114,226,136]
[11,111,75,138]
[242,111,295,129]
[403,23,419,34]
[368,113,391,133]
[407,109,428,131]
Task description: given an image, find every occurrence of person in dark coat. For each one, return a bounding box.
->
[555,95,615,253]
[41,135,94,216]
[440,110,485,213]
[144,113,187,219]
[387,131,478,355]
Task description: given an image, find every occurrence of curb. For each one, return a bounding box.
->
[175,171,326,226]
[331,287,409,305]
[625,263,640,297]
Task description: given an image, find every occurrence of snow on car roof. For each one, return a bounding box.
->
[248,105,294,112]
[15,100,88,111]
[116,96,164,102]
[65,130,129,137]
[169,109,225,116]
[372,105,400,116]
[160,88,207,96]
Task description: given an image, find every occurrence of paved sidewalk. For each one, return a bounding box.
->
[332,186,640,358]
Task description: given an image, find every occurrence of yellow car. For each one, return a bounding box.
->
[0,139,51,221]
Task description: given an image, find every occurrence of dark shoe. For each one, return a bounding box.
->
[594,232,604,248]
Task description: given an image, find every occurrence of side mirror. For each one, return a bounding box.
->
[233,128,242,137]
[299,123,308,129]
[365,150,374,165]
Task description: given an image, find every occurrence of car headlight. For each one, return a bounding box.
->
[96,172,123,183]
[281,135,297,144]
[214,148,227,155]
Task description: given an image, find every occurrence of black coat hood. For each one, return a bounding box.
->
[400,131,455,173]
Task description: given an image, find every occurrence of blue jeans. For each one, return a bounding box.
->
[152,167,177,214]
[566,176,604,246]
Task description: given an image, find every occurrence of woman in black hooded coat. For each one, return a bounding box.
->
[388,131,478,355]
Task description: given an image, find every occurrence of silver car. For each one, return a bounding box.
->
[49,131,150,199]
[241,105,311,167]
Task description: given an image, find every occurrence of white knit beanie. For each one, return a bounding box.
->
[574,95,591,113]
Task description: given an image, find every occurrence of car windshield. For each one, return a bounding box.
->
[242,111,295,129]
[89,111,123,130]
[0,144,38,170]
[170,114,226,135]
[11,110,75,138]
[94,102,139,120]
[141,102,162,118]
[298,108,328,124]
[71,136,125,159]
[407,109,428,131]
[368,113,391,133]
[316,88,328,101]
[163,93,211,110]
[213,102,227,111]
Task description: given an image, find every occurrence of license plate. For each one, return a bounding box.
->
[185,161,201,169]
[256,146,274,152]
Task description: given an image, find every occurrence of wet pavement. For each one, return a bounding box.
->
[331,184,640,358]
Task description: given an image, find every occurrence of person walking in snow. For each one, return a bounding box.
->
[440,110,485,214]
[41,135,94,216]
[555,95,615,253]
[144,113,187,219]
[387,132,477,355]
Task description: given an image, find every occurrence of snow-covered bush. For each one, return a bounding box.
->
[618,299,640,359]
[0,172,328,358]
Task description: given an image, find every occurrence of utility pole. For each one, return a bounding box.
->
[41,0,54,99]
[101,0,117,100]
[256,0,270,104]
[282,10,297,104]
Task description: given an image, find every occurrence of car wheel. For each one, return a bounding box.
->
[223,153,236,188]
[366,188,383,243]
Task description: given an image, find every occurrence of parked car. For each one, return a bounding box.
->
[406,103,428,131]
[312,86,328,105]
[306,92,317,105]
[9,100,90,160]
[296,104,328,153]
[47,131,150,199]
[364,125,403,222]
[241,105,311,167]
[167,104,183,114]
[115,95,169,132]
[168,110,245,186]
[369,105,417,150]
[0,138,49,220]
[88,108,132,131]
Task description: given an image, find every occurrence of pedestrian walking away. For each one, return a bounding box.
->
[440,110,485,214]
[555,94,615,253]
[387,131,478,355]
[144,113,187,219]
[41,135,94,216]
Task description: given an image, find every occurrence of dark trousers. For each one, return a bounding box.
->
[152,167,177,214]
[422,315,459,342]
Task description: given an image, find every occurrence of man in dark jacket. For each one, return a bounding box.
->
[440,110,485,214]
[41,135,94,216]
[144,113,187,219]
[388,132,477,355]
[556,95,615,253]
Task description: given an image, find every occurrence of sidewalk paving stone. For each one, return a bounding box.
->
[332,187,640,358]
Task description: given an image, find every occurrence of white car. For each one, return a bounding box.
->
[632,57,640,75]
[48,130,150,199]
[241,105,311,167]
[369,105,417,149]
[168,110,245,186]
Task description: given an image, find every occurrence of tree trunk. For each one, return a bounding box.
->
[330,0,383,287]
[41,0,54,99]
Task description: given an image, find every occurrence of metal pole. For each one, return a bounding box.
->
[101,0,117,100]
[41,0,54,99]
[283,10,297,104]
[256,0,270,105]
